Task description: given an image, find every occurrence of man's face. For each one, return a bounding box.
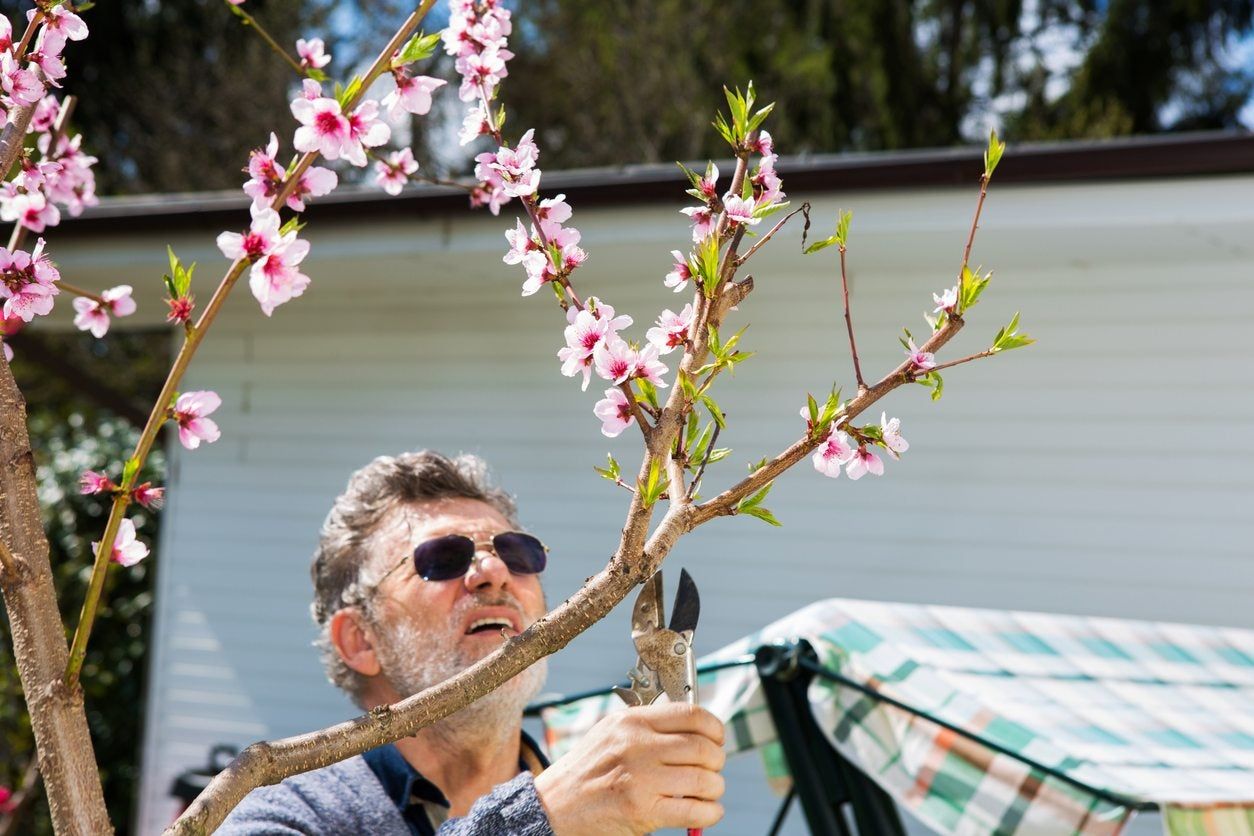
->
[362,496,548,709]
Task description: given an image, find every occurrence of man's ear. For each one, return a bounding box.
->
[329,608,382,677]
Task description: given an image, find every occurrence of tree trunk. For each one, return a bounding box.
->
[0,356,113,835]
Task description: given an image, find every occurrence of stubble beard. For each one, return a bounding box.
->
[372,596,548,737]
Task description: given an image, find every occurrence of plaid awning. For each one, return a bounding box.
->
[539,599,1254,835]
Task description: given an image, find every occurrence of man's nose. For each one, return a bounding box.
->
[463,549,510,592]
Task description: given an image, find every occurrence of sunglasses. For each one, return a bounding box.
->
[392,531,549,582]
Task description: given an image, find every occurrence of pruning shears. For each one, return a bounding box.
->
[615,568,704,835]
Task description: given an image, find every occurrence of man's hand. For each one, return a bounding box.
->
[534,702,726,835]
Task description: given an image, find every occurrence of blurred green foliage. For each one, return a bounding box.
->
[0,330,168,835]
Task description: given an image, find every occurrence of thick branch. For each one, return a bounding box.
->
[0,353,111,833]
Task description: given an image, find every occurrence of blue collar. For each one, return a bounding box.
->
[362,731,550,836]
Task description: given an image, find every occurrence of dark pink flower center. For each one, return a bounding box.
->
[315,110,344,136]
[242,233,267,260]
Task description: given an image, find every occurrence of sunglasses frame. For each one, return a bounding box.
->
[375,530,549,587]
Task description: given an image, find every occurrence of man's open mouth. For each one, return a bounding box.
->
[465,617,514,635]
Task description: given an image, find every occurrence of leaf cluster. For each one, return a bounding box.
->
[712,81,774,149]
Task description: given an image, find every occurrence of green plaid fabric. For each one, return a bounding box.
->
[539,599,1254,835]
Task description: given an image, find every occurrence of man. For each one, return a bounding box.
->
[220,450,726,835]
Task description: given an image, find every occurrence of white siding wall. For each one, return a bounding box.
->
[52,173,1254,834]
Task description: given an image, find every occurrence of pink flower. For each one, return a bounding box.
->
[71,285,135,338]
[0,54,43,107]
[645,304,693,355]
[288,165,337,211]
[33,4,89,55]
[812,429,855,478]
[458,104,492,146]
[79,470,116,495]
[593,387,635,438]
[27,48,66,87]
[593,338,638,385]
[534,193,571,239]
[632,344,669,388]
[167,295,194,325]
[291,95,351,160]
[697,163,719,200]
[296,37,331,70]
[664,250,692,292]
[374,147,418,196]
[721,193,759,226]
[131,482,165,510]
[1,188,60,233]
[382,70,447,121]
[243,132,283,208]
[0,240,60,322]
[846,447,884,480]
[0,15,12,54]
[250,234,312,316]
[172,390,222,450]
[217,206,281,262]
[340,100,391,167]
[94,518,149,568]
[681,206,715,242]
[454,43,512,102]
[906,337,936,371]
[300,78,322,100]
[881,413,908,458]
[751,131,774,158]
[933,286,958,313]
[28,95,58,133]
[752,156,784,206]
[557,300,632,390]
[477,129,540,198]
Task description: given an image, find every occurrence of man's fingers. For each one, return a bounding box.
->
[651,796,726,830]
[642,703,726,744]
[655,733,727,770]
[653,765,725,802]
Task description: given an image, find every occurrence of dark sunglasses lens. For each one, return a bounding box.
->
[412,535,475,581]
[492,532,547,575]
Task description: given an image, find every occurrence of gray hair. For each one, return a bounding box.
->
[310,450,519,704]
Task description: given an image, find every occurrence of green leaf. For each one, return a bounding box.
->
[806,394,819,426]
[706,324,722,358]
[225,1,249,22]
[122,457,140,486]
[677,161,703,191]
[705,447,732,464]
[741,505,782,526]
[992,312,1035,353]
[336,75,363,108]
[753,199,790,220]
[834,209,852,248]
[740,480,773,510]
[394,31,441,66]
[712,113,735,147]
[306,67,329,83]
[748,457,767,473]
[163,274,178,298]
[279,216,306,236]
[689,423,713,465]
[746,101,775,134]
[984,128,1006,179]
[700,393,725,429]
[804,235,840,255]
[636,378,659,410]
[167,245,180,281]
[678,370,698,401]
[637,458,669,508]
[913,371,944,401]
[593,453,622,483]
[684,410,700,448]
[695,235,721,297]
[958,265,991,313]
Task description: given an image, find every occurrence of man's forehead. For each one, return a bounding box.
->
[375,497,512,544]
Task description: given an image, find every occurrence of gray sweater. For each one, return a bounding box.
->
[216,754,553,835]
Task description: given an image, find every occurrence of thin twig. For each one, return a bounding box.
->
[227,1,307,78]
[959,175,989,278]
[838,244,865,389]
[923,348,994,375]
[735,202,810,267]
[620,381,654,439]
[13,11,41,62]
[51,280,104,305]
[685,422,721,501]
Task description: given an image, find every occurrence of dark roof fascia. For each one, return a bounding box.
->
[53,131,1254,238]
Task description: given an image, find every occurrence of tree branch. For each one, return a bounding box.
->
[689,315,966,526]
[734,202,810,267]
[925,348,994,374]
[838,243,866,390]
[0,351,111,833]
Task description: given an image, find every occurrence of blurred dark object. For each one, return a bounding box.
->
[170,744,240,817]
